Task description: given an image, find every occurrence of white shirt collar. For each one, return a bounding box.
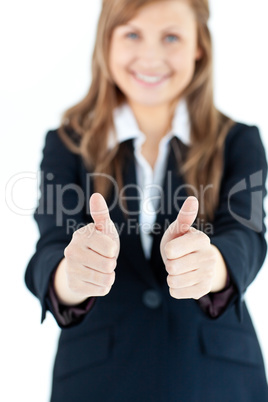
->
[108,98,191,149]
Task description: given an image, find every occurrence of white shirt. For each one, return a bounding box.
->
[109,99,191,260]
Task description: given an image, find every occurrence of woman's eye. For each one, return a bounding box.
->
[165,34,179,43]
[126,32,139,40]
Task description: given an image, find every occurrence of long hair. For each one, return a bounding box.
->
[58,0,235,222]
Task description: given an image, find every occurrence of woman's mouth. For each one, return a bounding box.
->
[131,71,169,87]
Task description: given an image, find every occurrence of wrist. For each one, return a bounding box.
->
[210,245,228,293]
[54,258,89,306]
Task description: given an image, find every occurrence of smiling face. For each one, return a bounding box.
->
[108,0,202,110]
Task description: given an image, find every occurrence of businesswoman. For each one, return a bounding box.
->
[25,0,268,401]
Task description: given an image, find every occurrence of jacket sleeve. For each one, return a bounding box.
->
[209,123,267,321]
[24,129,92,325]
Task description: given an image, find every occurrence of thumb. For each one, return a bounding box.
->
[175,196,199,236]
[89,193,112,233]
[160,196,198,263]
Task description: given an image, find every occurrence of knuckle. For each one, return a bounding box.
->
[64,245,74,259]
[167,275,176,288]
[195,231,208,245]
[73,227,84,238]
[103,272,115,287]
[200,230,209,240]
[106,243,117,258]
[167,275,171,287]
[164,243,172,259]
[99,286,111,296]
[193,290,202,300]
[110,272,116,286]
[169,287,175,298]
[188,226,196,234]
[105,258,116,273]
[204,282,212,294]
[72,230,80,239]
[169,287,179,299]
[166,260,177,275]
[193,283,209,300]
[199,235,209,248]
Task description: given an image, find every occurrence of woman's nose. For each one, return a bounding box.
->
[138,39,164,63]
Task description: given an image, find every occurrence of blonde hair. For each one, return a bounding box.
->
[58,0,235,222]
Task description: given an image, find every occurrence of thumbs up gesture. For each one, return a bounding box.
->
[58,193,120,304]
[160,196,226,300]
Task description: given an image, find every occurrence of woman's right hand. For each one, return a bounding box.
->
[54,193,120,306]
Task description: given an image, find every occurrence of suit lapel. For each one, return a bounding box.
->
[107,138,189,287]
[153,137,188,235]
[109,140,158,288]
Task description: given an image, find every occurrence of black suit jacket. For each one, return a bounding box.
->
[25,123,268,402]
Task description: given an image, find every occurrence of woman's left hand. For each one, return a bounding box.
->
[160,197,228,300]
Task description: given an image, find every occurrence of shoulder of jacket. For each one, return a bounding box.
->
[44,128,80,152]
[226,122,260,142]
[224,122,262,152]
[44,128,61,143]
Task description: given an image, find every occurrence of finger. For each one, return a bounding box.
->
[70,278,112,298]
[175,196,199,236]
[89,193,111,233]
[167,270,200,289]
[165,229,208,260]
[165,251,200,275]
[71,247,117,273]
[82,249,117,273]
[85,232,118,259]
[81,267,116,289]
[160,197,199,255]
[169,279,211,300]
[83,254,117,274]
[74,224,117,258]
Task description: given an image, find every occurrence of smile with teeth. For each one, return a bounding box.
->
[133,72,168,84]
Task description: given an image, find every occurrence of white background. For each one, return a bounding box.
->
[1,1,268,401]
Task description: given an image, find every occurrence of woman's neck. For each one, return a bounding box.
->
[128,101,177,141]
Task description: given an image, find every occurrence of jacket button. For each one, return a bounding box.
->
[142,290,162,309]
